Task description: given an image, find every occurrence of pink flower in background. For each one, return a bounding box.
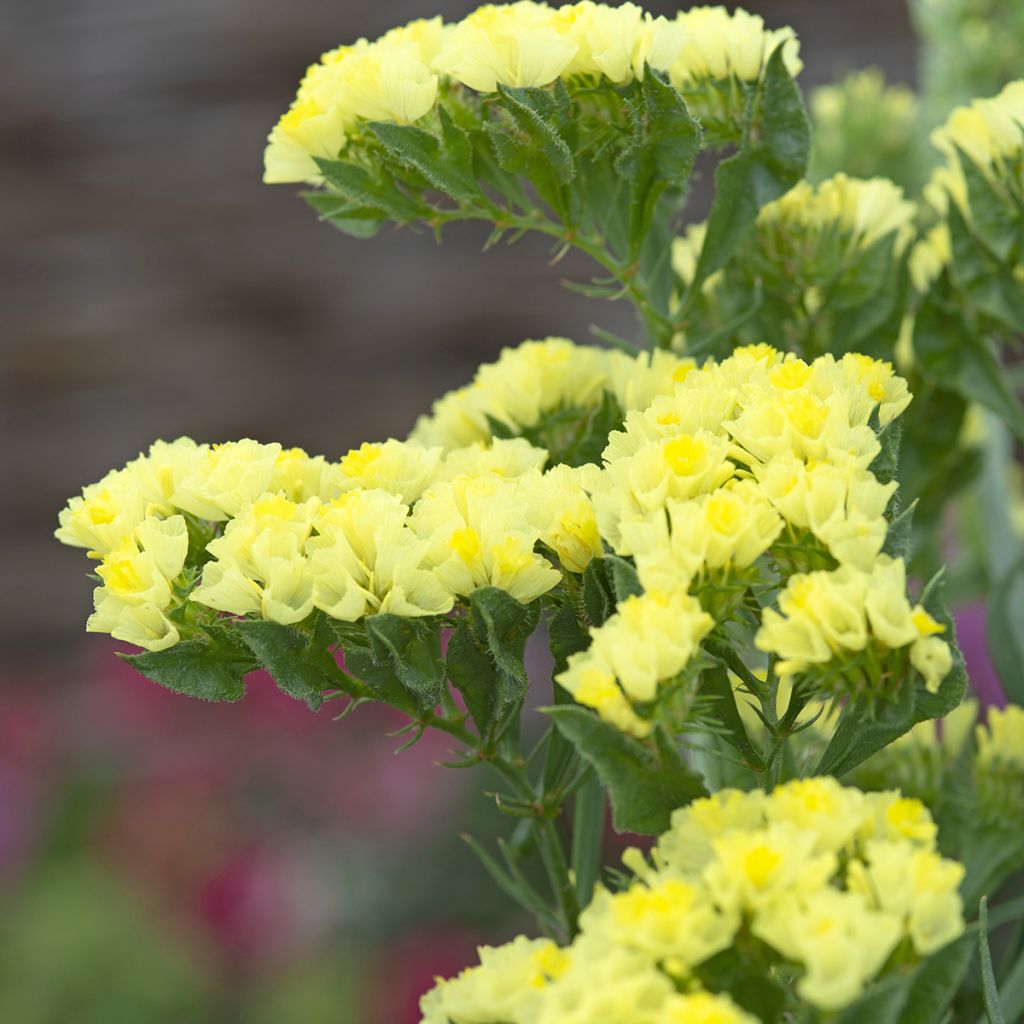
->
[956,602,1007,708]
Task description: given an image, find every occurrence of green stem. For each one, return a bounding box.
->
[570,771,605,910]
[423,706,580,939]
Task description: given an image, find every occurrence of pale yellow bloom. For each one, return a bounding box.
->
[411,474,561,603]
[433,2,578,92]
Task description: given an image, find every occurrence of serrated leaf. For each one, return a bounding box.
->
[235,618,343,710]
[446,618,500,736]
[544,706,707,834]
[364,614,446,710]
[759,43,811,179]
[870,415,904,487]
[616,69,701,258]
[469,587,540,686]
[369,120,479,203]
[581,558,616,627]
[486,85,575,212]
[121,638,250,703]
[314,158,422,222]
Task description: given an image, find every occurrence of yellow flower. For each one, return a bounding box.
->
[848,840,965,955]
[582,875,735,968]
[336,439,443,504]
[87,515,189,652]
[753,454,895,569]
[433,2,578,92]
[554,2,685,84]
[976,705,1024,770]
[671,6,802,85]
[310,489,453,620]
[703,822,837,915]
[582,589,714,704]
[172,439,282,522]
[56,437,202,556]
[521,463,604,573]
[767,777,866,853]
[593,431,735,553]
[437,437,549,482]
[557,653,652,738]
[193,494,320,624]
[411,475,560,603]
[752,887,902,1011]
[628,478,782,591]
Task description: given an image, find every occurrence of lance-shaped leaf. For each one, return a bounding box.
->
[121,636,252,703]
[615,69,701,259]
[486,85,575,213]
[315,157,424,223]
[235,617,352,710]
[680,45,809,306]
[364,614,446,705]
[544,706,708,834]
[368,120,479,203]
[447,589,541,738]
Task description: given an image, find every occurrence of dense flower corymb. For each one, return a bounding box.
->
[420,779,965,1021]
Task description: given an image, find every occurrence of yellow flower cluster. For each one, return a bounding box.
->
[976,704,1024,771]
[756,173,917,258]
[410,337,694,450]
[421,779,964,1020]
[550,344,918,731]
[669,6,801,88]
[55,413,610,649]
[755,555,953,694]
[930,80,1024,192]
[264,3,801,185]
[558,590,714,737]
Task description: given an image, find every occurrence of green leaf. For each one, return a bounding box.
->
[486,86,575,212]
[314,158,423,222]
[235,618,344,710]
[447,590,540,738]
[301,191,384,238]
[980,898,1007,1024]
[121,637,250,703]
[616,69,701,258]
[870,414,904,487]
[368,120,479,203]
[469,587,540,685]
[571,772,605,907]
[680,45,808,310]
[364,614,446,708]
[987,554,1024,705]
[759,43,812,180]
[446,618,501,737]
[912,297,1024,443]
[696,949,788,1024]
[958,150,1020,263]
[701,663,765,771]
[544,707,708,834]
[985,939,1024,1024]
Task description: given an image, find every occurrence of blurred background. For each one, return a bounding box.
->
[0,0,993,1020]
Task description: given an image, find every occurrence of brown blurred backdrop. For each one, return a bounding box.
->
[1,0,917,657]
